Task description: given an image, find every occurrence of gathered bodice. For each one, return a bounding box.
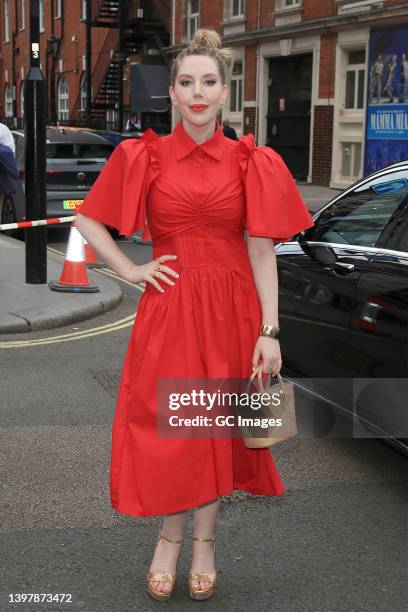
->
[79,119,314,249]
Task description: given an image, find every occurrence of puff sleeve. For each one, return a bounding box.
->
[238,133,315,242]
[78,129,160,238]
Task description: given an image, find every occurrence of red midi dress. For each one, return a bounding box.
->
[79,119,315,518]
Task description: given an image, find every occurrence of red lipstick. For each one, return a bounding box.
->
[190,105,208,112]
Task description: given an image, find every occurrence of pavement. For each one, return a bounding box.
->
[0,233,123,334]
[297,182,341,212]
[0,183,341,335]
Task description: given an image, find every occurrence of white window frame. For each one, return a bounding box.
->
[55,0,61,18]
[275,0,302,11]
[79,73,87,117]
[5,83,13,117]
[331,31,369,189]
[344,49,366,110]
[187,0,199,40]
[232,0,244,17]
[57,75,69,122]
[229,59,243,113]
[224,0,245,18]
[4,0,10,42]
[20,0,25,30]
[39,0,44,32]
[20,82,24,118]
[79,74,93,118]
[106,108,119,131]
[340,141,362,180]
[81,0,87,20]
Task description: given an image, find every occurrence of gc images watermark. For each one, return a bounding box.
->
[156,377,408,440]
[156,378,287,439]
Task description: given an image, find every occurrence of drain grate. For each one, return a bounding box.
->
[89,369,122,398]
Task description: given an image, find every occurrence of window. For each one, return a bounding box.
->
[232,0,244,16]
[341,142,362,179]
[20,82,24,119]
[46,143,114,162]
[230,60,243,112]
[188,0,199,39]
[224,0,245,21]
[55,0,61,18]
[4,0,10,41]
[344,49,366,109]
[276,0,301,10]
[106,108,119,131]
[4,83,13,117]
[57,75,69,122]
[305,171,408,248]
[79,73,88,118]
[39,0,44,32]
[81,0,87,20]
[20,0,25,29]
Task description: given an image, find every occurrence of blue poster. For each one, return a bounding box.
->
[364,26,408,175]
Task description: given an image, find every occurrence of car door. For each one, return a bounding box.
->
[349,176,408,441]
[277,169,408,411]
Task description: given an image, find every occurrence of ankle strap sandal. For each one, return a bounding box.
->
[146,527,183,601]
[188,536,218,600]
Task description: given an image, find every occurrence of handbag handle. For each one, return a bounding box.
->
[247,364,285,394]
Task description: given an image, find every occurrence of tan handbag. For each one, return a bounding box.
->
[240,365,297,448]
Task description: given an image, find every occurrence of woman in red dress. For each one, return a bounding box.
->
[76,28,314,602]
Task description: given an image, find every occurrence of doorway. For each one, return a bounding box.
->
[267,54,312,180]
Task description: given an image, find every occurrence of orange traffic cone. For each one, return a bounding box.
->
[83,236,106,269]
[73,203,106,268]
[49,223,99,293]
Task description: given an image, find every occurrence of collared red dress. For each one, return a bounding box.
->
[79,119,315,518]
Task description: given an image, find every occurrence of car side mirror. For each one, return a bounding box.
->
[298,227,314,243]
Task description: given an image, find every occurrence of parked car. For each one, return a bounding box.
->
[2,126,127,231]
[276,161,408,456]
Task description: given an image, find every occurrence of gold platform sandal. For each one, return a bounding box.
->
[146,528,183,601]
[188,536,218,601]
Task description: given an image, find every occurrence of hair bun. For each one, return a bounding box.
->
[170,27,233,86]
[191,28,222,50]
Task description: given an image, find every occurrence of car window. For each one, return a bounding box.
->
[46,143,114,161]
[305,171,408,248]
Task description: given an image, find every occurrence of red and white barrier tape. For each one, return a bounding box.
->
[0,215,75,232]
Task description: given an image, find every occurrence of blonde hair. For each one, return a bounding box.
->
[170,27,234,87]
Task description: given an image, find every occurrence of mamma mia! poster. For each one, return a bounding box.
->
[364,26,408,174]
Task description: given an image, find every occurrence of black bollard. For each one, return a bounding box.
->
[24,0,47,284]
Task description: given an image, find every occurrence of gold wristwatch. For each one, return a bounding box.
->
[259,324,280,339]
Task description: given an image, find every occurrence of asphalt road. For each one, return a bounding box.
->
[1,229,407,612]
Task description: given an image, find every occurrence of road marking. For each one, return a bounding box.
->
[0,314,137,349]
[0,247,148,349]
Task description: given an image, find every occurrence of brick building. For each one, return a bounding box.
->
[0,1,170,133]
[169,0,408,187]
[1,2,408,187]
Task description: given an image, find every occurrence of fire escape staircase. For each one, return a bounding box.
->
[71,0,170,130]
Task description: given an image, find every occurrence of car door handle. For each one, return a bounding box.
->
[330,261,355,275]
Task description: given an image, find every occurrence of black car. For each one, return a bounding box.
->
[4,126,124,229]
[276,162,408,455]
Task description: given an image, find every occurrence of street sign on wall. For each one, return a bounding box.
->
[364,26,408,175]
